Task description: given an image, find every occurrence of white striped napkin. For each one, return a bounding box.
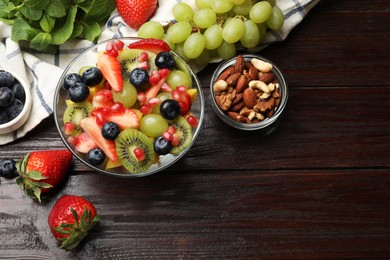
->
[0,0,319,145]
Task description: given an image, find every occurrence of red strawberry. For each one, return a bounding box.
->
[80,116,118,162]
[116,0,158,30]
[48,195,101,251]
[97,52,123,92]
[74,132,98,153]
[16,150,73,202]
[128,38,171,54]
[105,108,140,130]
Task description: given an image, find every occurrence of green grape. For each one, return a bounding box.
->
[204,24,223,50]
[174,42,190,62]
[257,23,267,43]
[217,41,236,60]
[266,6,284,30]
[193,8,217,29]
[140,114,169,137]
[230,0,246,5]
[162,34,175,50]
[195,0,212,9]
[172,2,194,22]
[152,92,172,114]
[112,81,137,108]
[137,21,164,39]
[232,0,252,16]
[222,18,245,43]
[212,0,234,14]
[166,21,192,43]
[183,32,205,59]
[193,49,211,68]
[240,19,260,49]
[166,70,191,89]
[249,1,272,23]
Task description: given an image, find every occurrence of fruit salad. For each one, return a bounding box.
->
[60,38,200,174]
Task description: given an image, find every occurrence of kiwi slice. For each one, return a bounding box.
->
[115,128,155,174]
[171,116,193,155]
[63,101,92,125]
[117,49,158,76]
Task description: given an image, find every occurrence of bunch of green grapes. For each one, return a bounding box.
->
[137,0,285,67]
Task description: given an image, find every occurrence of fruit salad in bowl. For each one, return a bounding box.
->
[54,38,204,177]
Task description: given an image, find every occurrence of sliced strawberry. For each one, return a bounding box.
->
[97,52,123,92]
[80,117,118,162]
[128,39,171,54]
[105,108,140,130]
[74,132,98,154]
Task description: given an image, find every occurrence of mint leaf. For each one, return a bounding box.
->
[81,21,101,42]
[45,0,66,18]
[81,0,116,22]
[70,23,83,39]
[50,4,77,45]
[40,13,55,33]
[20,5,43,21]
[11,18,39,42]
[25,0,49,9]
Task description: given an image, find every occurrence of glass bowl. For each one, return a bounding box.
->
[0,69,32,134]
[210,54,288,132]
[53,37,204,177]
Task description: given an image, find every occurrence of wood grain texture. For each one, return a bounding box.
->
[1,0,390,259]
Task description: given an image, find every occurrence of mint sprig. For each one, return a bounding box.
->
[0,0,116,52]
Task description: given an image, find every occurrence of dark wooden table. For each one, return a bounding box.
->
[1,1,390,259]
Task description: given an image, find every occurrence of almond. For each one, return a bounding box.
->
[227,111,247,123]
[259,72,275,84]
[235,74,248,93]
[235,55,245,73]
[248,66,259,80]
[217,66,235,81]
[226,72,241,86]
[242,88,257,109]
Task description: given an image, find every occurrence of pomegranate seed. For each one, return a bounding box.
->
[171,133,181,147]
[140,104,152,114]
[138,61,150,70]
[149,70,161,85]
[176,86,188,93]
[103,80,111,90]
[148,97,160,107]
[137,92,146,103]
[186,115,198,128]
[113,39,124,51]
[158,68,170,78]
[161,82,173,92]
[167,125,177,134]
[162,131,173,141]
[111,102,125,113]
[64,122,75,135]
[133,147,145,161]
[138,51,149,62]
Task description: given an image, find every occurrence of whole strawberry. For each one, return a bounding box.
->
[116,0,158,29]
[16,150,73,202]
[48,195,101,251]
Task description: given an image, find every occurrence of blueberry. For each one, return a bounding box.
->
[6,98,24,120]
[0,87,15,107]
[63,73,83,91]
[154,136,173,155]
[0,158,17,178]
[160,99,181,120]
[82,67,103,86]
[12,82,25,103]
[68,82,89,102]
[102,121,120,140]
[129,68,149,89]
[0,109,10,124]
[155,52,176,70]
[87,148,106,165]
[0,70,14,88]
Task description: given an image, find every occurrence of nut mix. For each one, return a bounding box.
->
[213,55,281,124]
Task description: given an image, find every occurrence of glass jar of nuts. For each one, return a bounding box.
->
[210,54,288,132]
